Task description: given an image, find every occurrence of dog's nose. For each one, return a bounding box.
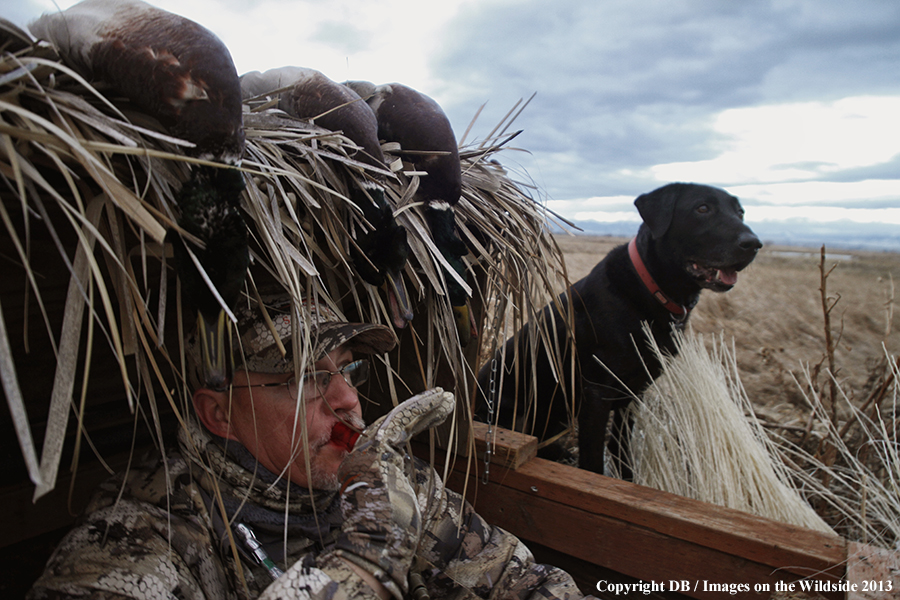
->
[739,232,763,252]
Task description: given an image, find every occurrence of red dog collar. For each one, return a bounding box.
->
[628,238,688,317]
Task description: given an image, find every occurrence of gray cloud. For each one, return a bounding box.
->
[822,155,900,184]
[13,0,900,239]
[7,2,42,28]
[432,0,900,201]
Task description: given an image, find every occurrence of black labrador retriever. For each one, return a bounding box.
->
[476,182,762,476]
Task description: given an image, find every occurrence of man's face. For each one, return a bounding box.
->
[222,346,364,489]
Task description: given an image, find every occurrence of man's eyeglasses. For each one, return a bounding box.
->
[231,359,370,399]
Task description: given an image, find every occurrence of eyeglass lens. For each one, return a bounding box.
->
[298,359,369,397]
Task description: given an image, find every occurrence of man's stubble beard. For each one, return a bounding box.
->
[307,411,366,491]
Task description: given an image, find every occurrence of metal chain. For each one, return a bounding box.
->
[483,286,506,484]
[484,360,496,484]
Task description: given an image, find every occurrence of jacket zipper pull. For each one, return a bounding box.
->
[235,522,284,581]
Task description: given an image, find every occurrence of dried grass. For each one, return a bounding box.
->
[620,325,835,534]
[776,359,900,549]
[621,324,899,550]
[0,40,568,499]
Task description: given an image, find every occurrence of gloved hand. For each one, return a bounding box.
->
[329,387,455,599]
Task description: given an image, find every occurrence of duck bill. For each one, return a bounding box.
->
[452,301,478,347]
[197,309,231,391]
[384,270,414,329]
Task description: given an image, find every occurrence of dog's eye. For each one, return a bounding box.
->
[697,204,709,214]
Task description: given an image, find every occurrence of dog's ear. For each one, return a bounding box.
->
[634,183,682,238]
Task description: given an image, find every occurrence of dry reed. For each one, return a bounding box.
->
[622,322,899,550]
[0,37,569,499]
[776,359,900,549]
[620,325,835,534]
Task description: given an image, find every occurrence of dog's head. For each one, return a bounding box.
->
[635,183,762,292]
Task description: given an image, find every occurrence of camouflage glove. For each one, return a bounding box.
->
[329,387,455,599]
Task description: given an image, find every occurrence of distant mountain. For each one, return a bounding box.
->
[555,218,900,252]
[747,220,900,252]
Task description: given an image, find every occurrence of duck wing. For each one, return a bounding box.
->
[241,66,384,169]
[347,81,461,205]
[30,0,244,165]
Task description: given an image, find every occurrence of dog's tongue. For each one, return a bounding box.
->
[331,422,360,452]
[717,268,738,286]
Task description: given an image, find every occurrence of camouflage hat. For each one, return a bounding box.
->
[235,294,396,374]
[187,294,396,387]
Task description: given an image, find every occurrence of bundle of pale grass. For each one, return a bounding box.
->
[621,325,834,534]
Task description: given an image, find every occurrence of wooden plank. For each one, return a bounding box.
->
[470,421,537,470]
[414,424,852,600]
[483,459,845,576]
[444,463,845,600]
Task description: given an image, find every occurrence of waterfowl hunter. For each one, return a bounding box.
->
[241,67,414,330]
[30,0,248,390]
[345,81,475,345]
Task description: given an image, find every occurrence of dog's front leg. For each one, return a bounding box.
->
[578,382,613,475]
[608,408,635,481]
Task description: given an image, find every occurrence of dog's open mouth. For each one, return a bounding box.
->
[687,262,740,291]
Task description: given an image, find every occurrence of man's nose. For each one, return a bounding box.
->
[325,374,360,411]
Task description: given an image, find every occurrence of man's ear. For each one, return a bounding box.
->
[193,388,235,440]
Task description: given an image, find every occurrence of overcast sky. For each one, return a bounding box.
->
[12,0,900,246]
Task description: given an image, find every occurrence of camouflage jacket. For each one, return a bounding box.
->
[29,421,589,600]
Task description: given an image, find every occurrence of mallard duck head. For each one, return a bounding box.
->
[349,182,414,329]
[169,166,249,389]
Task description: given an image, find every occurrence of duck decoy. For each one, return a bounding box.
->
[241,67,414,329]
[345,81,475,344]
[31,0,248,389]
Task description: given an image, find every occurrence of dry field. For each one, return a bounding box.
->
[553,234,900,425]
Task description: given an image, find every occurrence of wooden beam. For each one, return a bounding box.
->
[415,426,853,600]
[445,462,844,600]
[470,421,537,470]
